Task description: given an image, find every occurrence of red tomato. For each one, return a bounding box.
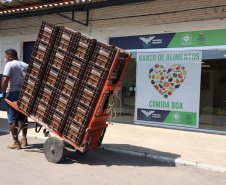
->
[168,91,172,95]
[154,85,159,90]
[160,76,164,80]
[155,64,159,68]
[176,67,180,70]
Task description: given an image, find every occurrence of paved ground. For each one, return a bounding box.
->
[1,110,226,172]
[0,133,226,185]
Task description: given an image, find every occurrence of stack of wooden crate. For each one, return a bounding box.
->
[17,21,131,147]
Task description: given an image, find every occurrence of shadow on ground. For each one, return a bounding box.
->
[0,115,37,131]
[22,141,179,167]
[23,143,44,153]
[63,148,178,167]
[0,131,9,136]
[102,144,180,159]
[0,117,10,131]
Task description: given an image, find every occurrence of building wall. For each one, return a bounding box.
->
[1,0,226,73]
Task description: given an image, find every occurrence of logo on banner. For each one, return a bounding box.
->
[181,33,192,45]
[141,110,155,120]
[185,114,192,124]
[139,36,155,48]
[197,33,205,45]
[172,112,181,122]
[148,64,187,98]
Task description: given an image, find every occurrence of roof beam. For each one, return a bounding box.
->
[55,9,89,26]
[0,0,152,20]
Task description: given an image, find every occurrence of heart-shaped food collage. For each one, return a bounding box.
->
[148,64,187,98]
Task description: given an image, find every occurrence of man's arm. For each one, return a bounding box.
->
[2,76,9,94]
[2,62,11,95]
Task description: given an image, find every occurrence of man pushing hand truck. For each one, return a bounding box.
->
[0,49,29,149]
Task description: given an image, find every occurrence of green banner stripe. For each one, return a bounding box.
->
[163,111,197,126]
[168,29,226,48]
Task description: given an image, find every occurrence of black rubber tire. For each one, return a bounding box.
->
[44,137,65,163]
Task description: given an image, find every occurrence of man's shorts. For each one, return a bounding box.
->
[6,91,27,124]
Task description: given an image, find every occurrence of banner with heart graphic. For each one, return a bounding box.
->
[148,64,187,98]
[135,51,202,128]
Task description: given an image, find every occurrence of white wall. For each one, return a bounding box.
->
[0,34,37,73]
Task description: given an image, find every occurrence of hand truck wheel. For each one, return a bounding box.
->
[43,137,65,163]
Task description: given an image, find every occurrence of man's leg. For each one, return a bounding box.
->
[20,117,28,147]
[6,92,21,149]
[7,121,21,149]
[9,123,19,141]
[22,124,27,138]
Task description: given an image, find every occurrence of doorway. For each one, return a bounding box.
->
[23,41,35,64]
[112,52,137,123]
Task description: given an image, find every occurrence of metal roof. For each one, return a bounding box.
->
[0,0,152,23]
[0,0,105,12]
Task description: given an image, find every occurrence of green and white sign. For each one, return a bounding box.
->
[168,29,226,48]
[135,51,202,128]
[110,29,226,50]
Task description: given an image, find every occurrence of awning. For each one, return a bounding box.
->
[0,0,105,14]
[0,0,152,24]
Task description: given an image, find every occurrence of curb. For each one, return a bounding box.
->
[1,130,226,173]
[0,129,10,134]
[102,146,226,173]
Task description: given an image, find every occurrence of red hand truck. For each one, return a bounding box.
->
[4,49,132,163]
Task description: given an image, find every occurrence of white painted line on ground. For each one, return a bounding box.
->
[195,163,226,173]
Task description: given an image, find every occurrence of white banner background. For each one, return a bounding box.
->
[135,51,202,128]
